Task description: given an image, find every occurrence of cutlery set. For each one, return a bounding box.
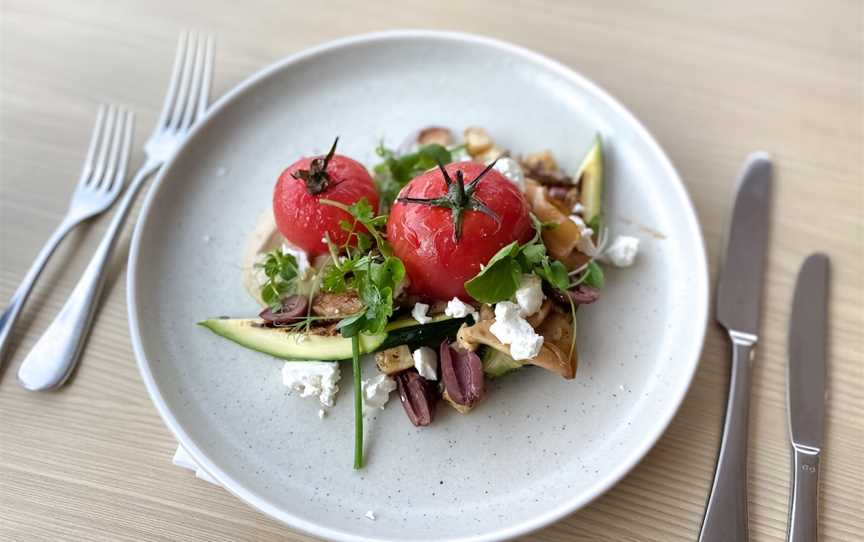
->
[699,154,829,542]
[1,31,214,389]
[0,32,829,541]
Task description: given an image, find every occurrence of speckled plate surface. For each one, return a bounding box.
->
[128,31,708,542]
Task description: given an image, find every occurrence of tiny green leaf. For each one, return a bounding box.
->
[538,259,571,291]
[584,261,605,289]
[464,241,522,304]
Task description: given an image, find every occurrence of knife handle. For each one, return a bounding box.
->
[788,446,820,542]
[699,331,755,542]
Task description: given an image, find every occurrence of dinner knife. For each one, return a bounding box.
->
[699,152,773,542]
[786,254,829,542]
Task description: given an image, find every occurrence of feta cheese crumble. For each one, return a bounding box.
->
[492,157,526,191]
[444,297,478,322]
[361,373,397,412]
[600,235,640,267]
[365,510,376,521]
[412,346,438,380]
[318,408,327,419]
[514,274,544,317]
[281,362,341,407]
[281,242,310,276]
[571,202,585,214]
[411,302,432,324]
[489,301,544,360]
[568,215,597,256]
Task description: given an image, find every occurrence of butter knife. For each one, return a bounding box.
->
[787,254,829,542]
[699,152,773,542]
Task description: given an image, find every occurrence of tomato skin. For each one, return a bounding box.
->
[273,154,379,256]
[387,161,533,301]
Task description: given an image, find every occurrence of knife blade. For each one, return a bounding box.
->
[699,152,773,542]
[716,153,773,335]
[786,254,829,542]
[788,254,829,450]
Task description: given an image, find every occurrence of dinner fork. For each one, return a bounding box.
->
[0,106,135,365]
[17,31,215,390]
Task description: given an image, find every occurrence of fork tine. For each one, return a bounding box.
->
[88,106,118,188]
[179,32,206,131]
[155,31,189,131]
[78,105,107,187]
[196,35,215,120]
[97,107,127,191]
[167,32,198,130]
[108,110,135,194]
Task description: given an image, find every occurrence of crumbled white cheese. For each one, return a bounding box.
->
[412,346,438,380]
[318,408,326,419]
[492,157,526,191]
[568,214,594,238]
[281,362,341,407]
[576,234,597,257]
[365,510,376,521]
[445,297,478,322]
[569,215,597,256]
[600,235,640,267]
[514,274,544,317]
[281,242,310,276]
[411,302,433,324]
[571,202,585,214]
[489,301,544,360]
[362,373,397,412]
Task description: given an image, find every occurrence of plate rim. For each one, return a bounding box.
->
[127,29,709,542]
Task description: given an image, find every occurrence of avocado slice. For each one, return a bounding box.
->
[577,135,603,226]
[481,347,524,378]
[198,315,467,361]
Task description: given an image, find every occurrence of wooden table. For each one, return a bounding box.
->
[1,1,861,540]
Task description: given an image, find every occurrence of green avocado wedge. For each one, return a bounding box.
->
[481,346,524,378]
[577,135,604,226]
[198,315,467,361]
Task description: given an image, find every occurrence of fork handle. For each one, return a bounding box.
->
[698,330,755,542]
[17,160,161,390]
[0,215,81,364]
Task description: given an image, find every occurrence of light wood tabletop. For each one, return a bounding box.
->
[1,1,861,541]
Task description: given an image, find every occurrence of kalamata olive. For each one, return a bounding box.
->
[395,370,437,427]
[567,284,600,304]
[258,295,308,325]
[547,284,601,307]
[439,340,484,407]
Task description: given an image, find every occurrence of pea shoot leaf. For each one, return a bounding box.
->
[257,249,299,309]
[372,143,454,209]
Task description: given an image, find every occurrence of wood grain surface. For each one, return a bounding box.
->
[1,1,861,541]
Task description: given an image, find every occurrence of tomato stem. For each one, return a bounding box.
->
[395,160,501,242]
[292,137,339,195]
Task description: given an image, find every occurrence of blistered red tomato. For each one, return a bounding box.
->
[273,141,379,256]
[387,161,533,301]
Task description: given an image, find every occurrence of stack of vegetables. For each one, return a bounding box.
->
[201,126,628,469]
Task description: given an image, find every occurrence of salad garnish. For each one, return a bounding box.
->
[199,125,643,469]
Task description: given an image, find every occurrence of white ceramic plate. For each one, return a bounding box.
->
[128,30,708,542]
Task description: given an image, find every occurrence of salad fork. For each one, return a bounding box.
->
[0,105,135,365]
[17,31,215,391]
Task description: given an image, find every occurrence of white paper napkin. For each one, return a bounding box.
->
[172,445,220,485]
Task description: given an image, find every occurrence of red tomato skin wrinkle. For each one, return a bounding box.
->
[388,161,533,301]
[273,154,379,257]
